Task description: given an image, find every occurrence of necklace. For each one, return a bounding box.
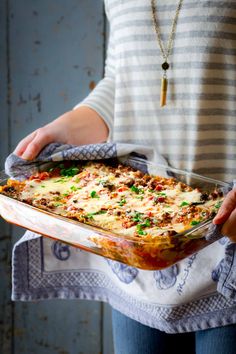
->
[151,0,184,107]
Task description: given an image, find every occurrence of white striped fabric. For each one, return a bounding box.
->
[78,0,236,182]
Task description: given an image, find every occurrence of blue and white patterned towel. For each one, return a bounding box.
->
[3,143,236,333]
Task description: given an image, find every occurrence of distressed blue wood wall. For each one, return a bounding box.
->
[0,1,114,353]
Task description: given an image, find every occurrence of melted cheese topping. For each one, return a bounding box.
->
[4,162,223,239]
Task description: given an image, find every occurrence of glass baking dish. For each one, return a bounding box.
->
[0,157,229,270]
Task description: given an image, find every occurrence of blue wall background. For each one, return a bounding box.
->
[0,1,114,353]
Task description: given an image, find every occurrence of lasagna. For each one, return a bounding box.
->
[0,161,224,268]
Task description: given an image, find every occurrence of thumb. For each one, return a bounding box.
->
[213,189,236,225]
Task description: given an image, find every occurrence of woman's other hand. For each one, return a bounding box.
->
[213,189,236,242]
[14,106,109,160]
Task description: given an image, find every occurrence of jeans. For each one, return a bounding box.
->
[112,309,236,354]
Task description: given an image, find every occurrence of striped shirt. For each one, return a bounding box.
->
[75,0,236,332]
[79,0,236,183]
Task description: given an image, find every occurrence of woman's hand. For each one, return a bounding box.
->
[213,189,236,242]
[14,106,109,160]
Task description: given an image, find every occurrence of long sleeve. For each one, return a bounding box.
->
[74,1,115,139]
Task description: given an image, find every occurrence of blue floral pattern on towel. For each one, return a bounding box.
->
[52,241,71,261]
[153,264,179,290]
[107,260,139,283]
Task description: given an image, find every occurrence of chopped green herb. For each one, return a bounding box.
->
[54,178,66,183]
[136,195,144,200]
[119,198,126,206]
[132,211,143,222]
[180,201,189,207]
[98,179,105,184]
[137,230,147,236]
[85,214,94,220]
[54,202,63,207]
[62,193,69,197]
[30,185,34,188]
[140,218,151,228]
[136,224,142,231]
[136,224,147,235]
[130,185,144,194]
[54,196,61,201]
[90,190,99,198]
[60,166,80,177]
[70,185,81,191]
[73,177,80,183]
[86,210,107,218]
[40,185,45,188]
[191,220,201,226]
[214,201,222,209]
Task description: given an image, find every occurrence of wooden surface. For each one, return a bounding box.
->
[0,1,114,353]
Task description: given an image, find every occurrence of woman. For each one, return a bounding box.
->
[14,1,236,353]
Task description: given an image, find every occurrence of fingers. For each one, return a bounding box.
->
[13,112,68,160]
[221,208,236,242]
[14,131,37,157]
[213,189,236,225]
[14,127,53,160]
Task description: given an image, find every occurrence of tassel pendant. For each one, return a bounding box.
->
[160,62,169,107]
[160,74,168,107]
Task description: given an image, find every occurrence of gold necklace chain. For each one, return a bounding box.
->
[151,0,184,107]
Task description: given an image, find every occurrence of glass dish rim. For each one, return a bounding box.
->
[0,156,230,243]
